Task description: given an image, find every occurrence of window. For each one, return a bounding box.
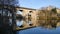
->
[28,14,31,20]
[28,13,31,16]
[19,10,23,12]
[28,21,32,26]
[28,14,31,16]
[29,11,32,13]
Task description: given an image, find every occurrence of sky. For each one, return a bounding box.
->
[20,0,60,9]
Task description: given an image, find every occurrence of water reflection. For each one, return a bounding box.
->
[16,19,60,34]
[16,20,23,26]
[16,8,60,34]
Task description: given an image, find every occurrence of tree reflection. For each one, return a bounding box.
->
[37,8,60,29]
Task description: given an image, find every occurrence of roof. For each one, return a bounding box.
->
[16,6,36,10]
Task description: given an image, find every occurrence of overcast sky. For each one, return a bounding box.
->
[20,0,60,9]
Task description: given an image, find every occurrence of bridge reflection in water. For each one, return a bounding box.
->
[0,4,60,34]
[15,8,60,31]
[15,15,60,31]
[16,20,23,27]
[16,15,36,31]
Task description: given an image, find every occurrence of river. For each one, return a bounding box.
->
[16,19,60,34]
[16,27,60,34]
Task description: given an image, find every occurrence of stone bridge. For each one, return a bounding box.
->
[0,4,60,31]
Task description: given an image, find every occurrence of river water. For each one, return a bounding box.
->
[16,19,60,34]
[16,27,60,34]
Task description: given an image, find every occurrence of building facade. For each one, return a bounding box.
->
[15,6,60,29]
[16,7,38,28]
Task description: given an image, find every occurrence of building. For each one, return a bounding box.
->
[16,7,38,28]
[15,6,60,30]
[0,4,60,31]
